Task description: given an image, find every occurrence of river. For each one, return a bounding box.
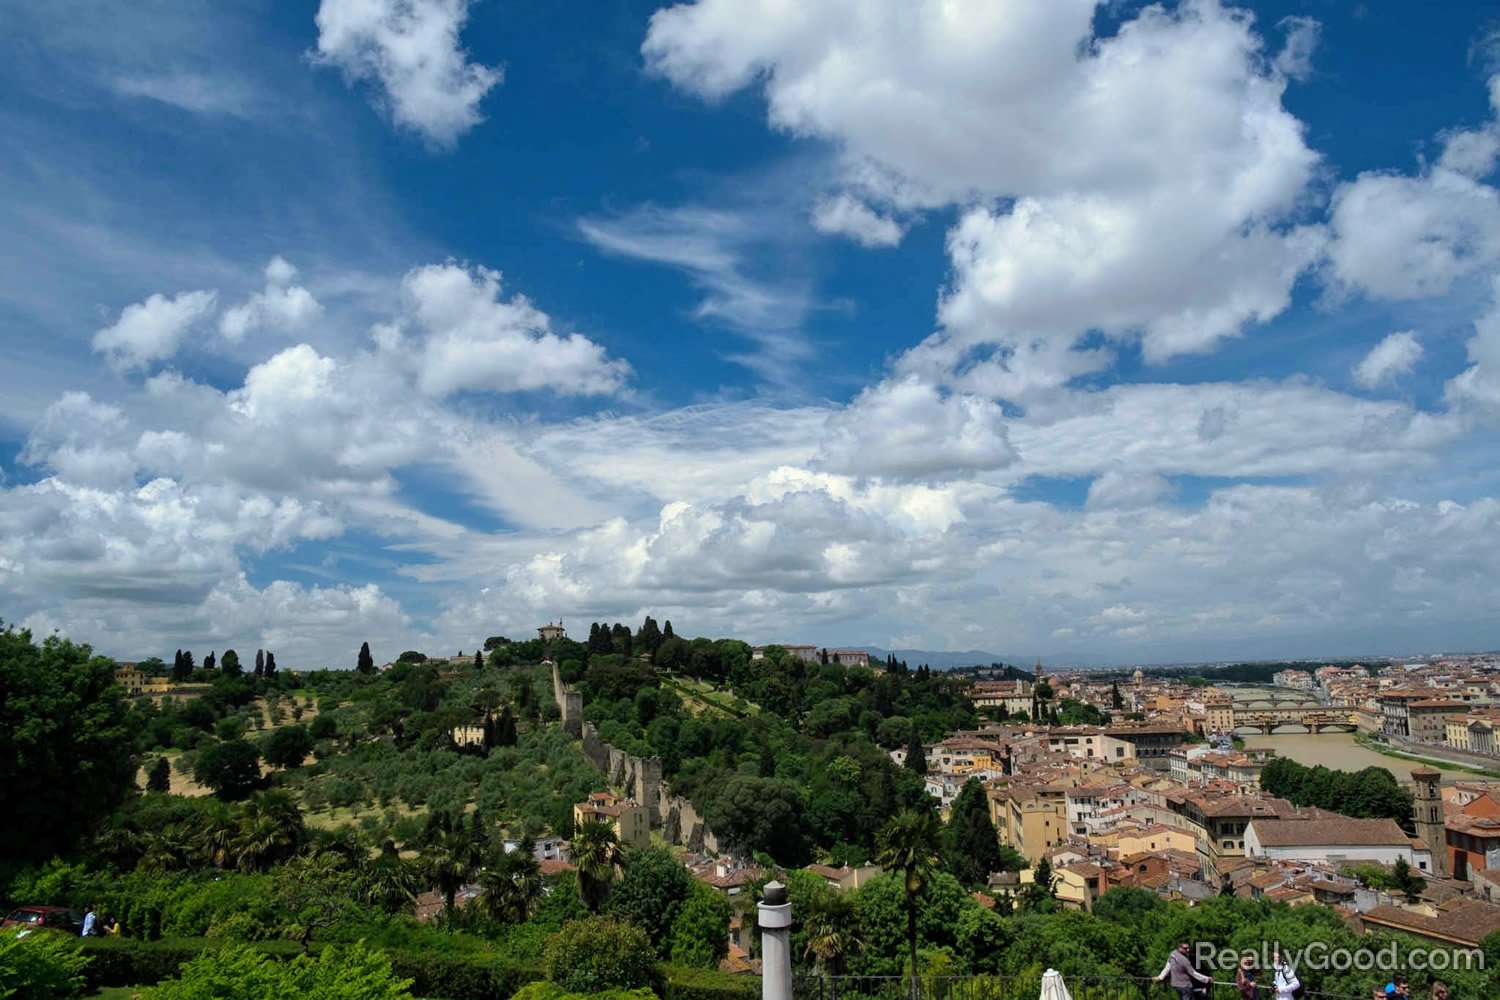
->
[1241,732,1462,784]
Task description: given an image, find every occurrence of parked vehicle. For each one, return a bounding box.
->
[2,905,84,935]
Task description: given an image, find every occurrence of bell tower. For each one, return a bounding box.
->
[1411,766,1447,877]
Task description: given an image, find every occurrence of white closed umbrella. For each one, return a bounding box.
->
[1040,969,1074,1000]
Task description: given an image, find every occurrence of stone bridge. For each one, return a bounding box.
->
[1232,707,1358,735]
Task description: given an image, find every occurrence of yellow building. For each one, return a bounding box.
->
[1203,693,1235,735]
[1103,825,1198,858]
[990,785,1067,860]
[573,792,650,849]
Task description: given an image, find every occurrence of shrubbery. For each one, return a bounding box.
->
[0,931,90,998]
[140,941,412,999]
[546,917,657,994]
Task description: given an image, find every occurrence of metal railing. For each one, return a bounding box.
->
[792,974,1368,1000]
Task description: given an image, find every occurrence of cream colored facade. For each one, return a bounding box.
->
[451,725,486,748]
[573,792,650,849]
[990,787,1067,860]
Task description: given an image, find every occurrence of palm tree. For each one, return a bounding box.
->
[480,848,545,924]
[802,891,862,979]
[361,840,423,914]
[138,824,195,873]
[570,820,621,914]
[194,814,240,870]
[876,809,943,1000]
[234,790,306,871]
[421,823,484,927]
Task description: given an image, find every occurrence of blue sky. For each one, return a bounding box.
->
[3,0,1500,667]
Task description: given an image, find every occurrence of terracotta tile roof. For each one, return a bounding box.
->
[1250,818,1409,847]
[539,858,576,876]
[1361,900,1500,948]
[1445,813,1500,835]
[1266,885,1313,902]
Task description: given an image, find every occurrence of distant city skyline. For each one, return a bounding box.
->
[3,1,1500,667]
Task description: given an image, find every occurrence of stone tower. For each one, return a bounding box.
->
[1411,766,1447,877]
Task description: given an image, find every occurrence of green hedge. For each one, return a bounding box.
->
[660,964,759,1000]
[385,950,544,999]
[76,936,757,999]
[78,937,306,990]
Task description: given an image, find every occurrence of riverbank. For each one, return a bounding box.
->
[1353,733,1500,779]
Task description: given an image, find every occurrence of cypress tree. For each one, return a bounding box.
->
[255,649,265,677]
[265,652,277,678]
[357,642,374,674]
[204,651,217,672]
[946,778,1003,886]
[905,727,926,776]
[146,757,172,793]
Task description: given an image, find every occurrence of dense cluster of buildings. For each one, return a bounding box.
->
[916,657,1500,947]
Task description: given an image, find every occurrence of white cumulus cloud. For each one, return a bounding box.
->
[314,0,500,147]
[646,0,1323,398]
[92,289,218,370]
[387,263,631,397]
[220,256,323,341]
[810,195,904,248]
[819,376,1016,478]
[1353,331,1423,389]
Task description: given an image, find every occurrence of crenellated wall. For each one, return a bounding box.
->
[553,660,721,854]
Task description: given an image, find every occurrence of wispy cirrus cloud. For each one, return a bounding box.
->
[577,204,818,382]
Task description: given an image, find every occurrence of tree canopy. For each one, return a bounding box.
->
[0,625,136,863]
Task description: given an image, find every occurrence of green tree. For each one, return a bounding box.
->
[944,778,1003,887]
[234,789,306,871]
[546,916,656,994]
[0,625,136,863]
[357,642,375,674]
[193,739,262,800]
[802,889,862,977]
[1023,857,1058,911]
[254,649,265,678]
[904,728,926,777]
[147,756,172,793]
[361,841,423,915]
[876,809,943,1000]
[609,847,695,955]
[571,821,622,914]
[421,820,484,927]
[309,714,337,741]
[481,845,546,925]
[263,724,315,769]
[221,649,242,676]
[669,881,733,968]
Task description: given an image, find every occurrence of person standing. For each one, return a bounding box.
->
[79,905,97,937]
[1236,955,1261,999]
[1270,947,1299,1000]
[1428,981,1449,1000]
[1155,941,1213,1000]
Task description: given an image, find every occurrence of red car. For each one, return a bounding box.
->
[2,906,84,935]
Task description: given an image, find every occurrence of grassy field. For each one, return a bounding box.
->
[663,676,759,719]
